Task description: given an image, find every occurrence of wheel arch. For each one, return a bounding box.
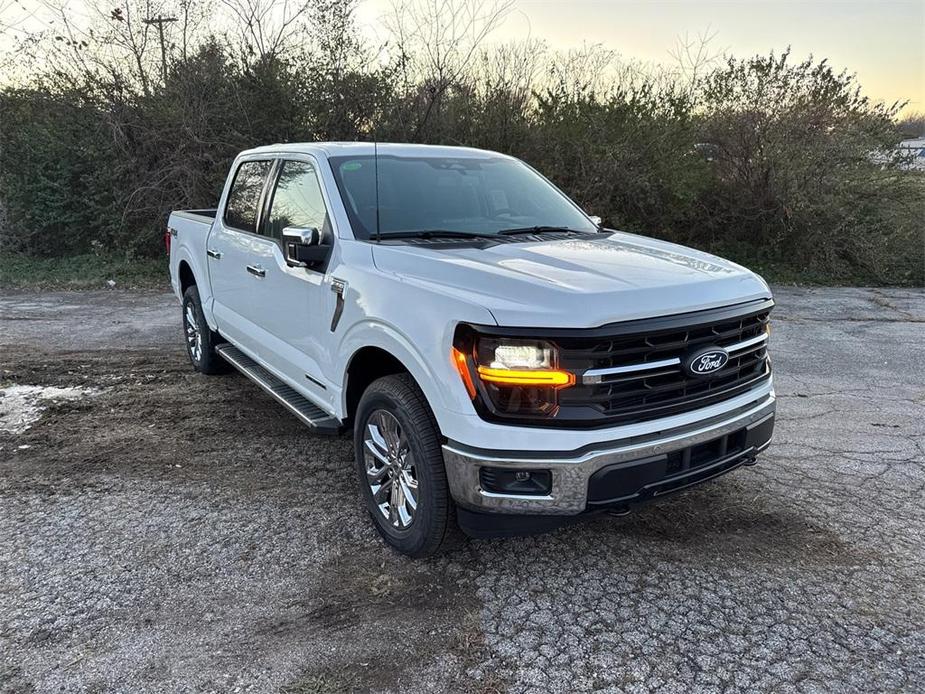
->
[173,248,217,331]
[344,346,415,426]
[336,315,471,432]
[178,260,196,295]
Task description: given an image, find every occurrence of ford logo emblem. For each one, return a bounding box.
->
[684,347,729,378]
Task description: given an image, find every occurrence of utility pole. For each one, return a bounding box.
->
[143,15,177,84]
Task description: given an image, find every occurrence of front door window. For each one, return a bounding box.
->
[265,160,331,243]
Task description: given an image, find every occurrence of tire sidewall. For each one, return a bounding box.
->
[354,380,448,556]
[182,287,206,371]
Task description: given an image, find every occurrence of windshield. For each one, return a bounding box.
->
[328,154,598,239]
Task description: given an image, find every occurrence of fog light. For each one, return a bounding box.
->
[479,467,552,496]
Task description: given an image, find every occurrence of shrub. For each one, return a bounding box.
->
[690,51,923,284]
[0,6,921,285]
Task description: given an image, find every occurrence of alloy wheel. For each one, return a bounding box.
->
[363,409,419,529]
[184,303,203,363]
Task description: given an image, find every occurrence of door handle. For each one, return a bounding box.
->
[246,264,266,278]
[207,249,222,259]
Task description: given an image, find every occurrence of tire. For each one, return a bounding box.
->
[354,374,456,557]
[181,285,227,375]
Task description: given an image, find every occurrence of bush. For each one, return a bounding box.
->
[0,5,921,286]
[0,86,123,256]
[688,51,923,284]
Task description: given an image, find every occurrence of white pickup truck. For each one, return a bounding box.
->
[167,142,775,556]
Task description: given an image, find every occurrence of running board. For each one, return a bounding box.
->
[216,344,341,435]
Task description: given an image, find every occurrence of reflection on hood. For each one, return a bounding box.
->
[372,231,770,329]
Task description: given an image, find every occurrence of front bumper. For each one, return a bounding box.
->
[443,392,775,515]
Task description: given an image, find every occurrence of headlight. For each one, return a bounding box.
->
[486,341,553,369]
[452,332,575,417]
[476,338,574,387]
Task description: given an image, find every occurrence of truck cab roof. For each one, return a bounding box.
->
[239,142,512,160]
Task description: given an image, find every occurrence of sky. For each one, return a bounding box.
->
[357,0,925,114]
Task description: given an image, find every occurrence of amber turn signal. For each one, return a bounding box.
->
[452,347,478,398]
[476,366,575,388]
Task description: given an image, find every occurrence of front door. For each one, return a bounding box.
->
[246,157,336,405]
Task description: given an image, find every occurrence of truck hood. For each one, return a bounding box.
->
[372,231,772,328]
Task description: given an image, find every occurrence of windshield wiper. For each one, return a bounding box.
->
[377,229,496,240]
[497,225,580,236]
[377,227,588,241]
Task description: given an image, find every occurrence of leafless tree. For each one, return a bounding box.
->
[307,0,364,74]
[545,44,618,101]
[669,27,722,95]
[897,111,925,138]
[475,38,545,105]
[1,1,214,92]
[385,0,513,136]
[387,0,513,85]
[218,0,313,59]
[0,0,40,38]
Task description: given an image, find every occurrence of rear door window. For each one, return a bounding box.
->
[223,160,272,233]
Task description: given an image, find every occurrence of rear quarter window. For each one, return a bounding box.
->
[223,160,272,233]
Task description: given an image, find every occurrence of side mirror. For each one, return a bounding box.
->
[588,215,602,227]
[282,226,327,268]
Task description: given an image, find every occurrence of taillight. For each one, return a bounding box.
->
[164,227,172,256]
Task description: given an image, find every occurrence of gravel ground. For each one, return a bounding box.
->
[1,286,923,693]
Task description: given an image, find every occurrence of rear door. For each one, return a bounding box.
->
[246,156,336,402]
[207,158,274,357]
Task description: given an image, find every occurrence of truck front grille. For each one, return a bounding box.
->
[552,300,773,427]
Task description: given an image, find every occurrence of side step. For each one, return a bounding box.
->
[216,344,342,435]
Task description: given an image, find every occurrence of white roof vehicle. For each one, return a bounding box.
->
[167,142,776,556]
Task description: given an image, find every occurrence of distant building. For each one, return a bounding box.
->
[870,138,925,170]
[896,138,925,170]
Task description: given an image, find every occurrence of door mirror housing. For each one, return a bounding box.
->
[588,215,602,227]
[282,227,327,268]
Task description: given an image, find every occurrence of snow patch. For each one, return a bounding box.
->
[0,385,99,435]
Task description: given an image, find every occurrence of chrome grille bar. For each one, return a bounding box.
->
[580,333,768,384]
[726,333,768,353]
[582,357,681,384]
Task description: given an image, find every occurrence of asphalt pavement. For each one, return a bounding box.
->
[1,286,923,693]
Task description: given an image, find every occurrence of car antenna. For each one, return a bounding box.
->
[374,139,381,243]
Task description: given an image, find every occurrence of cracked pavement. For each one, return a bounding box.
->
[1,286,923,693]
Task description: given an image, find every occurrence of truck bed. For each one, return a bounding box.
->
[171,208,217,223]
[168,208,218,303]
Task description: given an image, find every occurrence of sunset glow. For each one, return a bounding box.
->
[356,0,925,114]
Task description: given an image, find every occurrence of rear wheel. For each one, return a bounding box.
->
[182,285,227,375]
[354,374,455,557]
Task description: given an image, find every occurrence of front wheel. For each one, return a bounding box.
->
[354,374,455,557]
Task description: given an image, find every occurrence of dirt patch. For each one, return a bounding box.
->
[0,345,486,693]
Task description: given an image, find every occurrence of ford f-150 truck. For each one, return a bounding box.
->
[167,142,775,557]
